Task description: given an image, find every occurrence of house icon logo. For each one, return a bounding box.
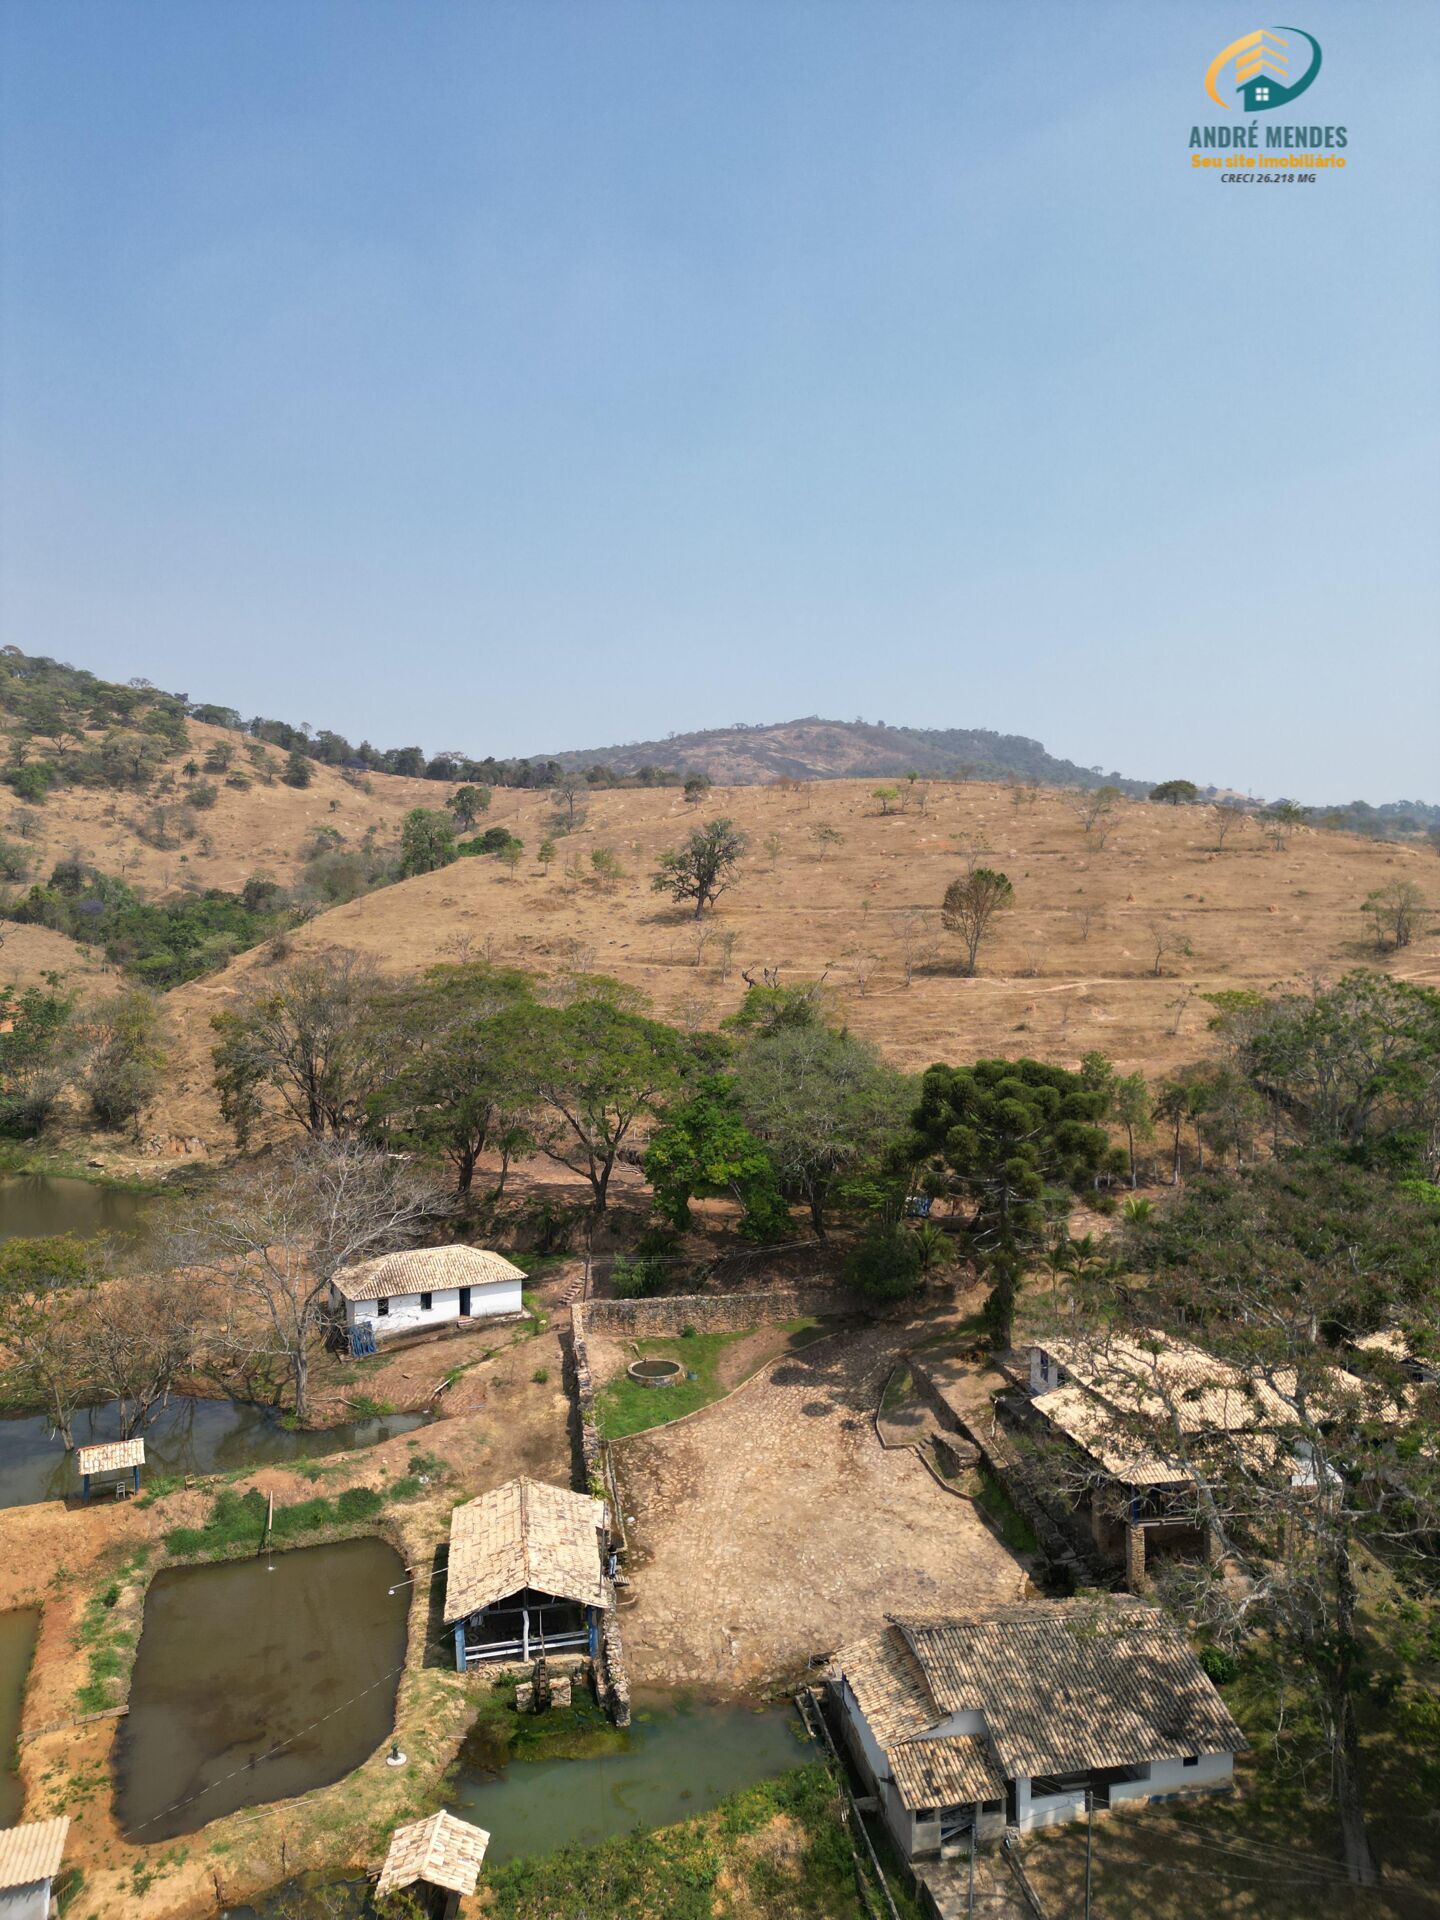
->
[1204,27,1322,111]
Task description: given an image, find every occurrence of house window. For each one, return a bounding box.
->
[1039,1352,1050,1382]
[420,1291,433,1311]
[376,1297,389,1317]
[1254,86,1269,101]
[1183,1755,1199,1769]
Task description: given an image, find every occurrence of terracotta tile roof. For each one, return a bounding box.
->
[331,1244,527,1303]
[1031,1385,1187,1486]
[887,1736,1006,1811]
[832,1623,938,1745]
[1036,1332,1296,1435]
[444,1476,609,1625]
[0,1817,69,1891]
[75,1438,145,1476]
[896,1603,1245,1779]
[375,1810,489,1899]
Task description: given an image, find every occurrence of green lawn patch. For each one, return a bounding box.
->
[972,1463,1039,1555]
[595,1330,751,1440]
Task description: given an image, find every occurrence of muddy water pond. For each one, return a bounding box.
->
[0,1396,426,1509]
[449,1696,811,1864]
[115,1538,409,1841]
[222,1698,813,1916]
[0,1609,40,1826]
[0,1172,155,1243]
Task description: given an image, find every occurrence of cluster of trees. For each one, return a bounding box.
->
[0,977,165,1135]
[1021,979,1440,1888]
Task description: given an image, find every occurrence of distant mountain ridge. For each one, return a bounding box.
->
[543,716,1153,793]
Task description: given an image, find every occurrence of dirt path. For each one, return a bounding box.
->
[615,1317,1029,1692]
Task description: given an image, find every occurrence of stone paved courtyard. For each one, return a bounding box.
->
[615,1317,1030,1690]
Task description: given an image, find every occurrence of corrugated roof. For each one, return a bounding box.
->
[887,1736,1006,1811]
[0,1817,69,1891]
[896,1604,1245,1779]
[75,1438,145,1476]
[444,1477,609,1625]
[375,1810,489,1899]
[331,1244,527,1303]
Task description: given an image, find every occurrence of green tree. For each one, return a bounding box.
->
[399,808,457,878]
[682,772,712,806]
[0,1236,92,1445]
[847,1220,923,1302]
[733,1024,910,1236]
[369,964,537,1192]
[1148,779,1200,806]
[527,996,686,1212]
[940,868,1013,974]
[1360,879,1427,953]
[652,818,748,919]
[210,948,392,1145]
[642,1075,790,1241]
[1111,1070,1154,1188]
[0,979,79,1136]
[84,987,166,1130]
[449,784,491,830]
[282,749,314,789]
[907,1057,1113,1346]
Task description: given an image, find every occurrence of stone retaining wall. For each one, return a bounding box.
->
[581,1283,856,1338]
[567,1303,631,1726]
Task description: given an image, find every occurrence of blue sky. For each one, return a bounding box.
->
[1,1,1436,802]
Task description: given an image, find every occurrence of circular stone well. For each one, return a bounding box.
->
[627,1358,684,1389]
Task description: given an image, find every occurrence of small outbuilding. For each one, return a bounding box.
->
[375,1810,489,1918]
[444,1476,610,1670]
[75,1438,144,1502]
[0,1815,70,1920]
[330,1245,527,1352]
[831,1602,1243,1865]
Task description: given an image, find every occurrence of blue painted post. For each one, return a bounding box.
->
[453,1623,466,1673]
[132,1465,141,1495]
[82,1474,90,1502]
[588,1610,598,1658]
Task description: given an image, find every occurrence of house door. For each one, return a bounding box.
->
[458,1287,472,1317]
[939,1805,974,1849]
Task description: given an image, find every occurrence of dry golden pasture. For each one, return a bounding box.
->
[3,719,443,898]
[147,779,1438,1151]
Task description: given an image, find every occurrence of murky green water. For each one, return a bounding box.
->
[221,1699,813,1916]
[0,1609,40,1826]
[115,1538,409,1842]
[0,1172,154,1243]
[449,1696,811,1864]
[0,1396,426,1509]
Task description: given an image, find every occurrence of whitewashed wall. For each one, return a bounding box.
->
[338,1275,524,1337]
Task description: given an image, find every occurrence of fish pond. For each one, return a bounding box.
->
[448,1692,812,1863]
[114,1537,409,1842]
[0,1609,40,1826]
[0,1396,426,1509]
[221,1696,812,1916]
[0,1171,155,1243]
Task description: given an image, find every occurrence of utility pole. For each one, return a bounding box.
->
[1083,1788,1094,1919]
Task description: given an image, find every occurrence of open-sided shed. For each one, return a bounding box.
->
[443,1476,610,1669]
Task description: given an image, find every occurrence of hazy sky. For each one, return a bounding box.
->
[2,2,1436,803]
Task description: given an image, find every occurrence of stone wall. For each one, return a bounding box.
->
[581,1283,856,1338]
[568,1303,630,1726]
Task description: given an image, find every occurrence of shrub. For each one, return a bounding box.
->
[187,780,219,810]
[282,749,313,788]
[531,1367,550,1385]
[1199,1646,1238,1686]
[610,1254,671,1300]
[336,1485,385,1523]
[846,1222,924,1302]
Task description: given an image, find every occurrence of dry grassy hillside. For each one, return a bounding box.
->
[2,719,444,896]
[147,780,1439,1153]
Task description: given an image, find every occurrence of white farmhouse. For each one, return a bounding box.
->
[831,1602,1242,1869]
[330,1245,527,1350]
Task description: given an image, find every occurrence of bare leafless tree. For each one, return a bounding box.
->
[1212,800,1250,850]
[1068,784,1122,849]
[182,1139,453,1421]
[1144,916,1194,977]
[891,907,935,987]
